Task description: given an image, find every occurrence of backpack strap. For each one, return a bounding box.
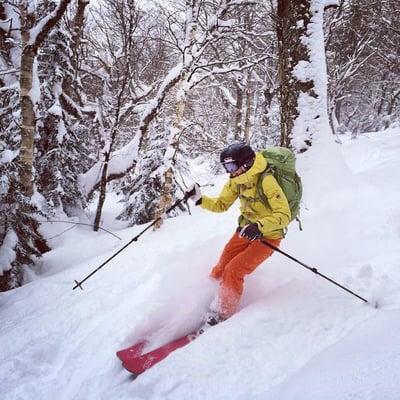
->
[256,166,274,208]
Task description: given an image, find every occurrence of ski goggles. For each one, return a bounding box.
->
[222,160,241,173]
[222,155,254,174]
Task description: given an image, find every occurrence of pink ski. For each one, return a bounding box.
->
[117,334,195,375]
[116,341,147,362]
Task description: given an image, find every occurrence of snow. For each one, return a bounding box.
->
[220,86,237,107]
[0,230,17,274]
[263,310,400,400]
[79,136,140,196]
[28,4,65,47]
[217,18,236,28]
[31,187,48,211]
[47,103,62,117]
[1,127,400,399]
[28,58,40,105]
[56,119,67,144]
[0,149,17,163]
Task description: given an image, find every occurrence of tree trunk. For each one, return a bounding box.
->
[277,0,315,150]
[19,2,36,197]
[234,81,244,141]
[220,95,231,141]
[376,74,388,118]
[385,89,400,129]
[328,101,338,135]
[93,155,110,232]
[19,47,36,197]
[262,87,275,129]
[243,72,252,144]
[153,78,188,230]
[61,0,90,111]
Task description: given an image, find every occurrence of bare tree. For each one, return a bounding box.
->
[325,0,400,135]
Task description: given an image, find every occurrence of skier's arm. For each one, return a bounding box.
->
[256,175,291,230]
[200,181,238,213]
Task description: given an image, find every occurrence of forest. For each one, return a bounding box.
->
[0,0,399,291]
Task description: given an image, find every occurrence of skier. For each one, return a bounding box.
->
[186,143,291,330]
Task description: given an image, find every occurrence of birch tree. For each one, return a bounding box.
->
[0,0,73,291]
[19,0,73,196]
[0,2,25,291]
[118,0,271,226]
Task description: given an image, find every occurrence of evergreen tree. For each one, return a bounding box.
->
[35,8,90,216]
[0,0,72,291]
[118,120,182,225]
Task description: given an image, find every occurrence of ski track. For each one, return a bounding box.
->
[1,128,400,399]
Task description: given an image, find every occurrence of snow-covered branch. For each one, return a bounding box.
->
[0,68,19,76]
[28,0,73,51]
[80,56,184,198]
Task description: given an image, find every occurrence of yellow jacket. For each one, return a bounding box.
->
[200,152,291,239]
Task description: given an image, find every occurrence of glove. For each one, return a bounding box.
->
[239,223,262,241]
[184,183,202,204]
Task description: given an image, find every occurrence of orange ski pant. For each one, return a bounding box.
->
[210,232,281,319]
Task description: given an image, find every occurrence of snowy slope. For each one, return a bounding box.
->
[264,309,400,400]
[1,128,400,400]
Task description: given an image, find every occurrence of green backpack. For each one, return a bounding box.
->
[256,147,303,222]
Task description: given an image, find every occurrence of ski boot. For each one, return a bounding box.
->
[196,311,224,336]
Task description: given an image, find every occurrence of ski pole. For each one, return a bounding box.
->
[73,197,187,290]
[260,239,371,306]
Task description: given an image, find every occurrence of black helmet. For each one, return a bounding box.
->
[220,143,255,174]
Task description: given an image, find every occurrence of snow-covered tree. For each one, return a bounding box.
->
[276,0,318,151]
[0,0,72,291]
[19,0,73,196]
[275,0,363,205]
[79,0,171,230]
[35,0,91,216]
[325,0,400,134]
[119,0,272,226]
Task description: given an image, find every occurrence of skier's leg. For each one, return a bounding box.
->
[210,232,250,280]
[218,238,281,319]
